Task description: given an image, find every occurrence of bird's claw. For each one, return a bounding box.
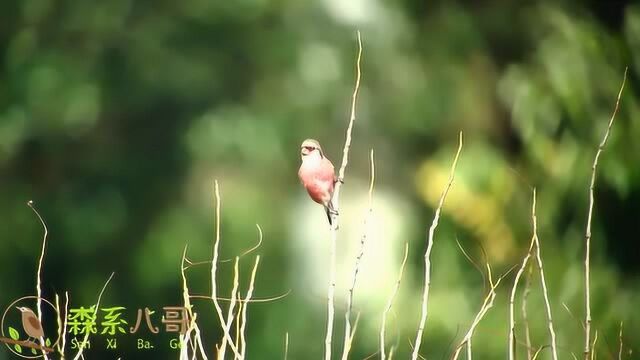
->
[337,177,345,184]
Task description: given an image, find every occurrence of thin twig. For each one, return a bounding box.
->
[342,149,375,360]
[189,291,290,303]
[584,67,627,360]
[618,321,623,360]
[236,293,242,357]
[522,262,534,360]
[380,242,409,360]
[185,228,263,268]
[240,255,261,359]
[451,264,505,360]
[27,201,50,360]
[219,257,241,360]
[591,331,598,360]
[411,132,464,360]
[72,272,114,360]
[210,181,241,359]
[509,212,536,360]
[562,302,585,329]
[55,292,69,358]
[531,191,559,360]
[284,332,289,360]
[325,30,363,360]
[181,245,192,360]
[180,245,209,360]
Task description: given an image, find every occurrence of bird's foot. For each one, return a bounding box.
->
[336,177,345,184]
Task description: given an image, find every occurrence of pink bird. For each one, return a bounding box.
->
[298,139,339,225]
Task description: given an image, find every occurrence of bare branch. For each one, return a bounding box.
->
[584,67,627,359]
[522,262,534,360]
[618,321,623,360]
[531,192,559,360]
[284,332,289,360]
[325,30,363,360]
[72,272,114,360]
[27,201,50,360]
[210,181,241,359]
[240,256,261,358]
[411,132,464,360]
[380,242,409,360]
[342,149,375,360]
[451,264,505,360]
[55,291,69,358]
[219,257,241,360]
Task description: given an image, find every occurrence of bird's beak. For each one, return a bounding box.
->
[15,307,21,312]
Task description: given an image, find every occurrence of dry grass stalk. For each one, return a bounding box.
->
[210,181,241,359]
[27,201,50,360]
[509,190,537,360]
[72,272,114,360]
[284,332,289,360]
[240,255,261,358]
[411,132,464,360]
[522,263,533,360]
[451,264,504,360]
[341,149,375,360]
[325,30,363,360]
[618,321,623,360]
[583,68,627,359]
[180,245,208,360]
[219,257,241,360]
[531,193,558,360]
[55,291,69,359]
[380,242,409,360]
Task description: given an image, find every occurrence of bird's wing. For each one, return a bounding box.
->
[28,316,42,331]
[27,315,44,338]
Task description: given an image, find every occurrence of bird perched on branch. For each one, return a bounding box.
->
[298,139,340,225]
[16,306,44,341]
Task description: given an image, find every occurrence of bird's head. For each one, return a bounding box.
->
[300,139,323,160]
[16,307,28,313]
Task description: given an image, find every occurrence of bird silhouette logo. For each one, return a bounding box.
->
[15,307,44,343]
[1,296,59,358]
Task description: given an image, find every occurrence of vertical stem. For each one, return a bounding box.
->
[583,68,627,360]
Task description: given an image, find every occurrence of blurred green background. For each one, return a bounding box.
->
[1,0,639,358]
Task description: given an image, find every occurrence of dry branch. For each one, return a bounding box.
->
[531,193,558,360]
[618,321,623,360]
[284,332,289,360]
[380,242,409,360]
[72,272,114,360]
[240,255,261,358]
[325,30,363,360]
[411,132,464,360]
[27,201,50,360]
[452,264,505,360]
[210,181,241,359]
[584,68,627,359]
[219,258,241,360]
[522,263,533,360]
[341,149,375,360]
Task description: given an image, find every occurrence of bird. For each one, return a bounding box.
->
[298,139,340,225]
[16,306,44,342]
